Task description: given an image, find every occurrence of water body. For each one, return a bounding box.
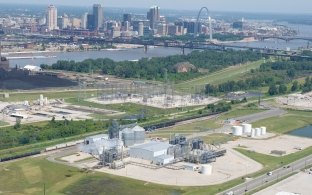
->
[8,23,312,67]
[9,47,192,67]
[288,125,312,138]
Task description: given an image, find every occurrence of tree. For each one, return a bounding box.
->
[278,84,287,94]
[268,85,278,96]
[14,118,21,129]
[291,81,299,92]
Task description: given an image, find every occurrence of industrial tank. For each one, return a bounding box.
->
[261,127,267,135]
[122,129,135,147]
[232,126,243,136]
[251,128,256,138]
[201,164,213,175]
[134,129,145,144]
[242,123,252,134]
[255,128,261,137]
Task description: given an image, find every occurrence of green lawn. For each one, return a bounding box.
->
[0,157,244,195]
[0,157,84,195]
[253,110,312,134]
[66,98,191,118]
[176,60,264,93]
[0,121,9,126]
[149,108,263,138]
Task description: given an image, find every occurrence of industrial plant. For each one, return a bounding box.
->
[80,122,226,174]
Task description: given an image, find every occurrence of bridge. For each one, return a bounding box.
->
[256,35,312,42]
[2,34,312,59]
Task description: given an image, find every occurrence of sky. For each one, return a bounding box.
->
[1,0,312,14]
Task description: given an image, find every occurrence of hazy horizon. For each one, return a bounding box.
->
[0,0,312,14]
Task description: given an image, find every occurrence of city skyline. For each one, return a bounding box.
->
[1,0,312,14]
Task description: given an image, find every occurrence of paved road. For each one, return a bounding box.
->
[220,154,312,195]
[232,107,286,123]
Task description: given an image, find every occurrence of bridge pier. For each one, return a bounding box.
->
[144,45,148,53]
[181,47,185,55]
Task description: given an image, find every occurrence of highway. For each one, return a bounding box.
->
[220,154,312,195]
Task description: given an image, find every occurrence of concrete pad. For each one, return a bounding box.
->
[254,172,312,195]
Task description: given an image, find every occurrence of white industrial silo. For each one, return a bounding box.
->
[251,128,256,138]
[261,127,267,135]
[255,128,261,137]
[232,126,243,136]
[201,164,213,175]
[242,123,252,134]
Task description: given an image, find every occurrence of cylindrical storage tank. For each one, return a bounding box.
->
[134,129,145,144]
[201,164,213,175]
[261,127,267,135]
[242,123,252,134]
[122,130,135,147]
[251,128,256,138]
[255,128,261,137]
[232,126,243,136]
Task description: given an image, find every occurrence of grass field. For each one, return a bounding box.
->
[149,108,263,138]
[0,121,9,126]
[253,110,312,134]
[65,98,185,117]
[0,157,84,195]
[175,60,263,93]
[0,157,245,195]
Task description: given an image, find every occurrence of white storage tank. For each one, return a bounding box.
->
[251,128,256,138]
[201,164,213,175]
[242,123,252,134]
[232,126,243,136]
[261,127,267,135]
[255,128,261,137]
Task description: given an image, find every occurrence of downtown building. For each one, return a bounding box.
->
[87,4,104,31]
[147,6,160,29]
[46,5,58,31]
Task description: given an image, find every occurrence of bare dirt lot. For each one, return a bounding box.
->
[277,92,312,110]
[89,95,220,109]
[254,172,312,195]
[225,135,312,156]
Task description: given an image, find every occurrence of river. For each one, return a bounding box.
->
[8,23,312,67]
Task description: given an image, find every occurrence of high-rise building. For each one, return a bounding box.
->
[87,14,95,30]
[46,5,58,31]
[123,14,132,23]
[81,13,88,29]
[93,4,104,30]
[138,22,144,36]
[147,6,160,29]
[157,23,167,36]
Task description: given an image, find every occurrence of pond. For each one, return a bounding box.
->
[288,125,312,138]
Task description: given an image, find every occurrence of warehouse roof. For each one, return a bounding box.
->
[130,141,172,152]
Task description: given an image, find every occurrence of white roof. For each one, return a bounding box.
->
[154,154,174,160]
[132,125,145,132]
[276,192,299,195]
[86,134,108,140]
[130,141,172,152]
[24,65,41,71]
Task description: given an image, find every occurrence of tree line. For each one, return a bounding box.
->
[205,59,312,96]
[0,119,109,150]
[41,50,262,82]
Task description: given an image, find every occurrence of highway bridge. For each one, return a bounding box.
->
[2,35,312,59]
